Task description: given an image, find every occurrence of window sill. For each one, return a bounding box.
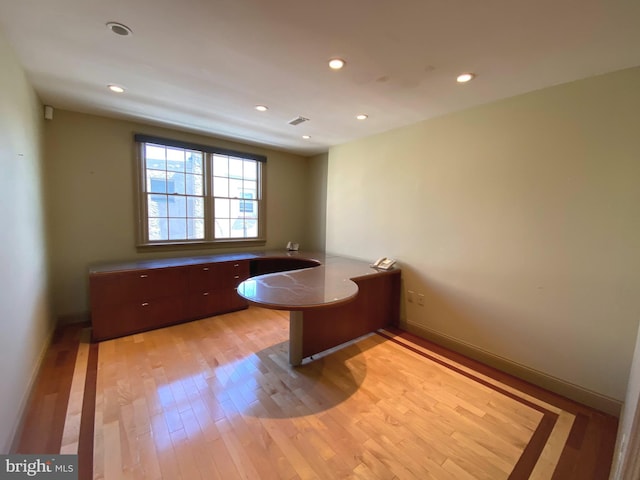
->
[136,238,266,253]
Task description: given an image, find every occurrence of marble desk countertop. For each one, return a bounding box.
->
[236,252,398,311]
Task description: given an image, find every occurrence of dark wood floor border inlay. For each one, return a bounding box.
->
[15,324,83,454]
[78,342,98,479]
[375,330,560,479]
[509,413,558,480]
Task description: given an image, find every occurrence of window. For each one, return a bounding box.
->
[135,134,266,246]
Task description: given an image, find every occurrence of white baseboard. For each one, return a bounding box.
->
[402,319,622,417]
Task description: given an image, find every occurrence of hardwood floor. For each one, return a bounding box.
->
[14,307,618,479]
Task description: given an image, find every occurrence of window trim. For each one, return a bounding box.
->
[134,134,267,162]
[134,135,267,248]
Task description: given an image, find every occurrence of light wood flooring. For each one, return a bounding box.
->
[15,307,618,479]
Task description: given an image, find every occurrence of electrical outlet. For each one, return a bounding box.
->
[407,290,414,303]
[417,294,425,306]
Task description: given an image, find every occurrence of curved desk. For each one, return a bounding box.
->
[237,253,401,366]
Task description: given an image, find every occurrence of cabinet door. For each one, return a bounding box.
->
[227,288,249,311]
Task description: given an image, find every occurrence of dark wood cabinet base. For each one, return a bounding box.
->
[89,259,250,341]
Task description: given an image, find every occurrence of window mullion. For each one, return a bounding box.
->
[137,142,150,243]
[258,161,264,239]
[204,152,214,241]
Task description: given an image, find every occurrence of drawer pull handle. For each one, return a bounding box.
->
[203,267,209,271]
[234,264,239,267]
[203,292,209,296]
[234,275,240,279]
[140,274,148,278]
[141,302,149,307]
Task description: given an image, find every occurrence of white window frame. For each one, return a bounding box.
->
[135,134,266,247]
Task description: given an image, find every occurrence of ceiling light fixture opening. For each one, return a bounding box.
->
[329,58,346,70]
[302,135,311,140]
[255,105,268,112]
[108,84,125,93]
[106,22,133,36]
[456,72,476,83]
[356,114,368,120]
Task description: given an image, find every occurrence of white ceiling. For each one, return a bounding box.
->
[1,0,639,156]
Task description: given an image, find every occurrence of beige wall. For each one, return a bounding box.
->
[45,110,310,318]
[306,152,328,251]
[0,30,54,452]
[327,67,640,409]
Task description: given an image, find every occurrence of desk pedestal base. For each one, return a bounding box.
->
[287,271,401,366]
[289,311,304,366]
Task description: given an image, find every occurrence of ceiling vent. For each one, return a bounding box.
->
[288,116,309,126]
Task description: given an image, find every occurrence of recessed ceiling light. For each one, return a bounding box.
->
[302,135,311,140]
[456,72,476,83]
[329,58,346,70]
[106,22,133,36]
[255,105,268,112]
[108,84,125,93]
[356,114,368,120]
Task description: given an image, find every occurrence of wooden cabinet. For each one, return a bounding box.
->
[186,261,249,319]
[90,259,249,341]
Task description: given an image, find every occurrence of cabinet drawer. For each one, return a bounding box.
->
[92,296,185,341]
[90,267,188,308]
[186,288,248,319]
[187,263,220,291]
[219,260,250,288]
[188,260,249,291]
